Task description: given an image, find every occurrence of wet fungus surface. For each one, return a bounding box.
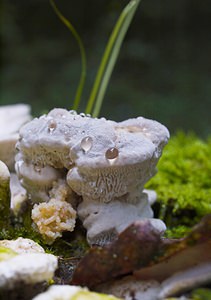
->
[15,108,169,245]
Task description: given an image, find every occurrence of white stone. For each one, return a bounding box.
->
[0,104,31,170]
[32,284,120,300]
[32,285,84,300]
[0,237,45,254]
[0,253,58,289]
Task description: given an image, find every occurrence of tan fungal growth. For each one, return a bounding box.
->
[16,108,169,245]
[32,198,76,244]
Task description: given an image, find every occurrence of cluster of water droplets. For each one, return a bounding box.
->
[80,135,119,164]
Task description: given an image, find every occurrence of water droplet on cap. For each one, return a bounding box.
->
[105,147,119,159]
[48,119,57,133]
[81,136,93,152]
[105,147,119,164]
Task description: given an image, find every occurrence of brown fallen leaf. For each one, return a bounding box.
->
[71,215,211,290]
[134,214,211,281]
[71,220,161,287]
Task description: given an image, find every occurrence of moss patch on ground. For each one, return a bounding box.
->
[146,132,211,237]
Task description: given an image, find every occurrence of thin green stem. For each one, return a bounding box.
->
[86,0,141,117]
[50,0,87,111]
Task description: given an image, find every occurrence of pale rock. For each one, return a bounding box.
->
[32,285,85,300]
[32,284,120,300]
[0,253,58,289]
[0,237,45,254]
[0,104,31,170]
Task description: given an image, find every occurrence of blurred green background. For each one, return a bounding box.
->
[1,0,211,136]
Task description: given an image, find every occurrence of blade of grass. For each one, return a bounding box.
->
[85,0,141,117]
[49,0,87,111]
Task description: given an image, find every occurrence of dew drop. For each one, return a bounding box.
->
[80,136,93,152]
[105,147,119,163]
[69,110,77,115]
[48,119,57,133]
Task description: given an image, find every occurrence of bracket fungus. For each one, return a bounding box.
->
[15,108,169,245]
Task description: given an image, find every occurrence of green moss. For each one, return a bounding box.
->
[146,132,211,237]
[164,225,192,239]
[191,288,211,300]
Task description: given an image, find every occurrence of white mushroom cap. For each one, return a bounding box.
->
[16,108,170,203]
[66,115,169,203]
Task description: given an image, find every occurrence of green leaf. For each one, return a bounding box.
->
[86,0,141,117]
[49,0,87,111]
